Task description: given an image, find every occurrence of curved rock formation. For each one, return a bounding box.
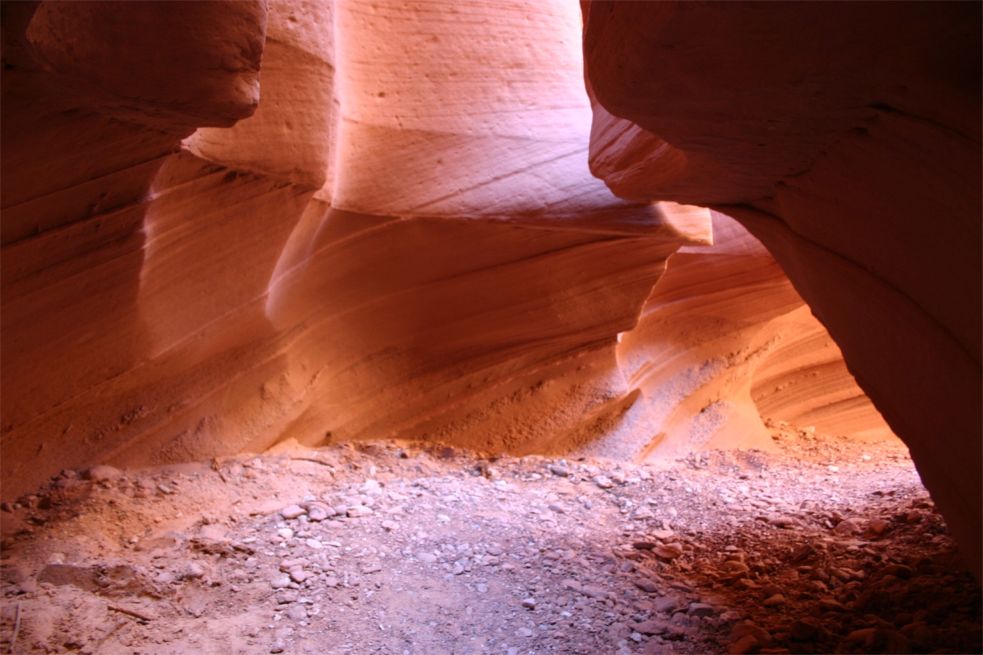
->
[1,0,924,575]
[583,1,981,571]
[589,211,892,462]
[2,0,710,498]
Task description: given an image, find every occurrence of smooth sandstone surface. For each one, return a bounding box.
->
[3,0,705,497]
[0,0,925,566]
[583,1,981,571]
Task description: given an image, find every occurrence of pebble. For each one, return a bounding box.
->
[635,619,668,635]
[280,505,307,520]
[521,597,536,609]
[289,569,310,583]
[653,596,679,614]
[548,463,570,477]
[286,605,307,621]
[307,504,333,522]
[270,575,292,589]
[833,518,861,536]
[653,544,683,560]
[277,528,294,540]
[347,505,373,518]
[593,475,614,489]
[866,518,890,536]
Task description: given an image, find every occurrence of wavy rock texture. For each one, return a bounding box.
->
[583,212,892,462]
[1,0,711,499]
[583,1,981,572]
[3,0,904,569]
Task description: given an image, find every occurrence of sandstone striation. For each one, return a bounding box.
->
[1,0,954,575]
[2,0,708,499]
[602,212,892,462]
[583,1,981,571]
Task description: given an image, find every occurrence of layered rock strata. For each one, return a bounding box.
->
[2,0,709,499]
[3,0,904,568]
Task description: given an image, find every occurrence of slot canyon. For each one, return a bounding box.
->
[0,1,980,653]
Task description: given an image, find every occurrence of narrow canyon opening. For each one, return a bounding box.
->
[1,1,980,654]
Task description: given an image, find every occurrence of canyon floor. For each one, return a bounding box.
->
[0,423,980,655]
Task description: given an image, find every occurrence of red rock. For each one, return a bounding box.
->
[583,0,981,576]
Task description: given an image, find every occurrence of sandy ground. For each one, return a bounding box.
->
[0,422,979,654]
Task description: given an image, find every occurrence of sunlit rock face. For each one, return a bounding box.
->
[1,0,709,498]
[602,212,892,462]
[582,1,981,571]
[2,0,904,569]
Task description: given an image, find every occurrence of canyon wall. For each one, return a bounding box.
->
[2,0,711,498]
[583,1,981,572]
[4,0,902,564]
[601,212,892,463]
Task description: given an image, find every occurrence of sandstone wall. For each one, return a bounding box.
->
[583,0,981,572]
[3,0,909,567]
[2,0,708,498]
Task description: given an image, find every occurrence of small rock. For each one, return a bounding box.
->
[347,505,373,518]
[635,579,659,593]
[687,603,715,617]
[381,520,399,532]
[286,605,307,621]
[279,558,306,572]
[762,593,785,607]
[516,627,533,638]
[270,575,292,589]
[579,584,611,600]
[594,475,614,489]
[306,504,333,522]
[522,597,536,610]
[653,544,683,561]
[635,619,668,636]
[833,518,861,536]
[275,590,299,604]
[866,518,890,536]
[289,569,310,584]
[277,528,294,540]
[548,463,570,477]
[183,562,206,579]
[84,465,123,482]
[653,596,680,614]
[280,505,307,520]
